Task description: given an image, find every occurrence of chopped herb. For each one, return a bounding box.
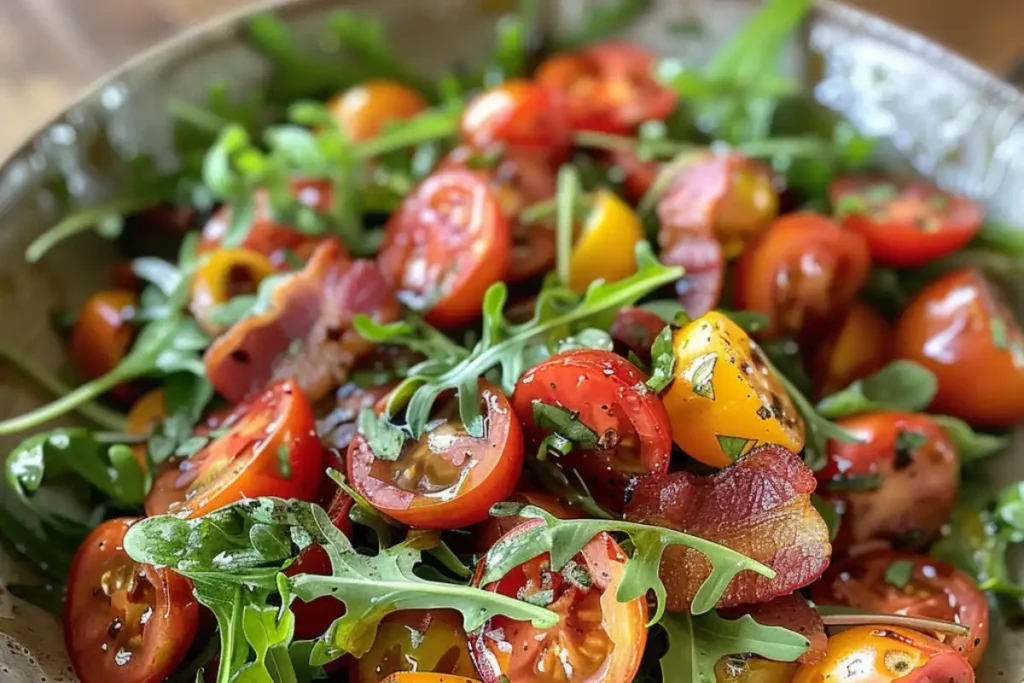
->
[716,435,754,461]
[687,353,717,400]
[532,402,600,449]
[884,559,917,589]
[826,473,883,492]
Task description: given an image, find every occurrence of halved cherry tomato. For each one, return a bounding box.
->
[350,610,479,683]
[377,168,511,328]
[468,520,647,683]
[569,190,645,292]
[471,487,581,553]
[65,518,199,683]
[126,389,165,469]
[894,268,1024,427]
[145,379,323,518]
[610,306,669,363]
[190,248,275,334]
[811,303,892,399]
[830,176,984,268]
[818,413,958,555]
[791,626,974,682]
[812,550,989,667]
[71,290,138,382]
[511,349,672,511]
[734,212,871,340]
[382,674,481,683]
[536,42,677,134]
[660,312,804,468]
[328,79,429,142]
[714,659,799,683]
[200,180,332,268]
[347,381,523,529]
[460,80,572,161]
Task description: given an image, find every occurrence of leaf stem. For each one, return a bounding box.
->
[0,370,126,435]
[555,165,579,287]
[25,194,162,263]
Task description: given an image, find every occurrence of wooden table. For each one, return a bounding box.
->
[1,0,1022,157]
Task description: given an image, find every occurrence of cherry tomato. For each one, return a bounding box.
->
[381,675,481,683]
[511,350,672,511]
[468,520,647,683]
[377,168,511,328]
[350,610,479,683]
[200,180,332,268]
[145,379,324,518]
[811,303,892,399]
[70,290,138,382]
[65,518,199,683]
[812,550,989,667]
[536,42,677,134]
[347,381,523,529]
[894,268,1024,427]
[791,626,974,682]
[659,235,725,319]
[611,149,658,204]
[190,248,276,334]
[471,487,581,553]
[830,176,984,268]
[660,312,804,468]
[610,306,669,363]
[460,79,572,160]
[126,389,165,470]
[328,79,429,142]
[734,212,871,340]
[714,659,799,683]
[569,190,645,292]
[818,413,958,555]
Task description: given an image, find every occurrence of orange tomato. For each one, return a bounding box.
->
[70,290,138,382]
[328,80,429,141]
[811,304,892,399]
[190,248,275,334]
[350,610,479,683]
[125,389,165,470]
[715,659,799,683]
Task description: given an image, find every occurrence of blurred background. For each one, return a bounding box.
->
[1,0,1022,157]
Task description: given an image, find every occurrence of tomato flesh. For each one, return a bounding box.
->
[350,610,479,683]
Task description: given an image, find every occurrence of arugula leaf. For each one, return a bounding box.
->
[658,610,810,683]
[928,415,1008,464]
[646,325,676,392]
[884,559,916,590]
[816,361,938,419]
[234,594,301,683]
[356,408,408,461]
[996,482,1024,536]
[532,402,600,450]
[482,505,775,623]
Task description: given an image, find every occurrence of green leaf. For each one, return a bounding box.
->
[234,599,299,683]
[555,165,581,287]
[928,415,1008,464]
[824,473,883,492]
[641,300,689,324]
[816,361,938,419]
[532,402,600,449]
[810,494,841,542]
[716,435,754,462]
[658,609,810,683]
[884,559,916,590]
[646,325,676,393]
[356,409,407,462]
[996,482,1024,535]
[481,506,775,623]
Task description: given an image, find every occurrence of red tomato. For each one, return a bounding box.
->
[611,149,659,204]
[811,303,892,399]
[460,80,572,161]
[610,306,670,363]
[287,490,354,641]
[145,379,324,518]
[512,350,672,512]
[830,176,984,268]
[328,79,429,142]
[377,168,511,328]
[894,267,1024,427]
[65,518,199,683]
[70,290,138,382]
[792,626,974,683]
[347,381,523,529]
[734,212,871,340]
[812,550,989,667]
[536,42,677,134]
[350,610,479,683]
[818,413,958,556]
[468,520,647,683]
[659,235,725,319]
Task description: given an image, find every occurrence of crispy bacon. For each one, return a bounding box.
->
[625,444,831,611]
[720,594,827,664]
[204,239,400,404]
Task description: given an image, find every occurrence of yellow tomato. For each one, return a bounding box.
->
[190,248,275,333]
[716,159,779,257]
[126,389,165,470]
[569,190,644,292]
[716,658,798,683]
[661,311,804,468]
[328,80,429,142]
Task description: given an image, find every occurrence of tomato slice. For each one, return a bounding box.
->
[350,610,479,683]
[328,79,429,142]
[347,381,523,529]
[812,550,989,667]
[830,176,984,268]
[65,518,199,683]
[71,289,139,383]
[810,303,892,399]
[468,520,647,683]
[734,212,871,340]
[460,80,572,161]
[377,168,511,328]
[536,42,677,134]
[145,379,324,518]
[511,349,672,511]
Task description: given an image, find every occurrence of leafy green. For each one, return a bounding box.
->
[816,361,938,419]
[557,0,654,48]
[532,402,600,449]
[721,311,771,334]
[824,474,883,492]
[928,415,1008,465]
[658,609,810,683]
[481,505,775,624]
[556,165,581,286]
[646,325,676,392]
[356,408,407,462]
[884,559,916,590]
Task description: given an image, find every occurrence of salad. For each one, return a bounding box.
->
[2,1,1023,682]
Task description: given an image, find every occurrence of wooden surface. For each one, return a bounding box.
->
[0,0,1023,157]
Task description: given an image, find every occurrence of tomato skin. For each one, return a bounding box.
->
[347,381,523,529]
[350,610,479,683]
[70,290,139,382]
[511,349,672,511]
[569,190,645,292]
[65,518,199,683]
[468,520,647,683]
[894,268,1024,427]
[145,379,324,518]
[811,303,892,399]
[819,413,958,556]
[536,42,677,134]
[812,550,989,667]
[791,626,974,682]
[377,168,512,328]
[460,79,572,160]
[830,176,984,268]
[328,79,429,142]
